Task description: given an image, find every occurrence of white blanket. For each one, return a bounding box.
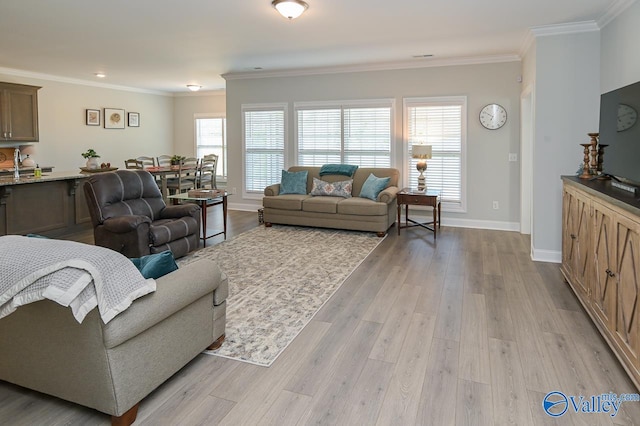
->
[0,236,156,324]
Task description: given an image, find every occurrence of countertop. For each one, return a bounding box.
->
[0,170,98,187]
[562,175,640,217]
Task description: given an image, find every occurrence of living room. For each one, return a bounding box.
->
[1,0,640,424]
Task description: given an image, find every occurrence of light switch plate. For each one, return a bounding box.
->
[509,153,518,162]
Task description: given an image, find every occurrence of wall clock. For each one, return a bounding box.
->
[617,103,637,132]
[479,103,507,130]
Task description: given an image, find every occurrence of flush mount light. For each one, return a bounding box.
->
[412,54,434,58]
[94,72,106,78]
[187,84,202,92]
[272,0,308,20]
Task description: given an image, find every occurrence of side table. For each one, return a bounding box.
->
[397,188,441,238]
[167,191,228,246]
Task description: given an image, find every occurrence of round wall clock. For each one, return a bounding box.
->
[479,103,507,130]
[617,103,637,132]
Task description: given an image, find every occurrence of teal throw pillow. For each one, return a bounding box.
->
[359,173,390,201]
[279,170,308,195]
[130,250,178,279]
[310,177,353,198]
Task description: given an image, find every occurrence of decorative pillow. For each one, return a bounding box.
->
[279,170,308,195]
[359,173,391,201]
[130,250,178,279]
[310,177,353,198]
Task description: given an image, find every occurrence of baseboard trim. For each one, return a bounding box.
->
[531,248,562,263]
[228,202,262,212]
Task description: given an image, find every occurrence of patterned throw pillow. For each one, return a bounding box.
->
[310,177,353,198]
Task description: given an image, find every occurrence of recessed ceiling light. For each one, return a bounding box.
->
[412,54,434,59]
[94,72,106,78]
[254,67,263,70]
[187,84,202,92]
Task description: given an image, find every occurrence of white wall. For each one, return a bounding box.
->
[0,74,173,171]
[173,91,226,157]
[226,61,522,229]
[600,1,640,93]
[530,31,601,262]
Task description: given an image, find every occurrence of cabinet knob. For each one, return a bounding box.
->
[605,269,616,277]
[570,233,576,240]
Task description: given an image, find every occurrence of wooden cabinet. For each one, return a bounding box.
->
[0,82,40,142]
[561,178,640,389]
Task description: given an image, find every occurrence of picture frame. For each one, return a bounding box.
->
[128,112,140,127]
[104,108,125,129]
[86,109,100,126]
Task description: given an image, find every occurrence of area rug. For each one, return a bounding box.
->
[178,225,384,367]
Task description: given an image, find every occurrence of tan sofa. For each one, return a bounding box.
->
[0,258,227,426]
[263,166,400,236]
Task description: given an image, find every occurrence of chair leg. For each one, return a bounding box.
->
[111,403,139,426]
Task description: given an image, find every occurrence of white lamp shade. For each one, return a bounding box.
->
[412,144,432,159]
[273,0,308,19]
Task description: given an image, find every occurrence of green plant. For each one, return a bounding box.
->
[81,149,100,159]
[170,155,186,162]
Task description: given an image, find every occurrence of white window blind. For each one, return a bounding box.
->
[405,97,466,210]
[243,107,285,193]
[195,116,226,178]
[296,102,392,167]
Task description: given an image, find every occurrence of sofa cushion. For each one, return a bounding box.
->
[337,197,389,216]
[149,217,199,246]
[263,194,309,211]
[310,177,353,198]
[280,170,308,195]
[359,173,391,200]
[130,250,178,279]
[303,196,340,213]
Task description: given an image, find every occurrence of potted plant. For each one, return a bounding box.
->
[81,149,101,170]
[170,155,186,166]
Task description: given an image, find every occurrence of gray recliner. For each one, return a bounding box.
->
[84,169,200,258]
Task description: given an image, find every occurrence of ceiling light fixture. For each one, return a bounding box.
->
[187,84,202,92]
[94,72,106,78]
[272,0,308,20]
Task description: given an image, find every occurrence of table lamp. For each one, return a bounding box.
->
[412,144,432,191]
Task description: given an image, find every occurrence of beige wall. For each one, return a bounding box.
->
[225,61,523,229]
[0,74,174,171]
[173,91,226,157]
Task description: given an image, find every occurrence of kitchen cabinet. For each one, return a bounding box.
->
[0,82,40,142]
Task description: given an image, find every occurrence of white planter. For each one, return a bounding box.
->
[86,157,99,170]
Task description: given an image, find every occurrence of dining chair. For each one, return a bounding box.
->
[136,156,156,168]
[156,155,172,167]
[166,157,198,194]
[124,159,144,169]
[198,154,218,189]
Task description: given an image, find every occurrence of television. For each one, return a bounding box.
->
[599,80,640,187]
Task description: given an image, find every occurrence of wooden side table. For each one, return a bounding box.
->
[397,188,441,238]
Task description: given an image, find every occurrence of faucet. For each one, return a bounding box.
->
[14,148,20,179]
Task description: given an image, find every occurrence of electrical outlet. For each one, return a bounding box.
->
[509,153,518,162]
[493,201,499,210]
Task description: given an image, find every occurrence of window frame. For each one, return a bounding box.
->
[294,98,395,168]
[242,102,288,199]
[194,113,227,180]
[403,96,467,213]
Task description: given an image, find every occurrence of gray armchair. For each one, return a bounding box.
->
[84,170,200,258]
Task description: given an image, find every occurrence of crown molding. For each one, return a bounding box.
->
[519,30,536,58]
[173,89,226,98]
[222,54,521,81]
[597,0,637,28]
[529,20,600,37]
[0,66,171,96]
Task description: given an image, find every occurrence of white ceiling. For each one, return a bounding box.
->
[0,0,625,93]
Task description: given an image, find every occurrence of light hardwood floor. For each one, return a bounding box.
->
[1,211,639,425]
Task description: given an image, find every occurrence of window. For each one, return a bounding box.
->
[243,104,287,195]
[195,115,226,179]
[404,97,466,211]
[296,100,393,167]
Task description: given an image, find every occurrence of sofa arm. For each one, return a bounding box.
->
[102,215,151,233]
[264,184,280,196]
[160,203,200,220]
[378,186,399,203]
[101,259,224,348]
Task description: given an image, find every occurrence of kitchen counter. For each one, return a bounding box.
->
[0,170,86,186]
[0,166,55,178]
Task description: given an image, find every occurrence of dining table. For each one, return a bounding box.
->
[144,165,197,200]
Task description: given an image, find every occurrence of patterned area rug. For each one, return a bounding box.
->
[178,225,384,367]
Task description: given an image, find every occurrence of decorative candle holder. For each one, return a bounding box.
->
[588,132,599,172]
[579,143,593,179]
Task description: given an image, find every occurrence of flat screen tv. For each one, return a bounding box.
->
[599,80,640,187]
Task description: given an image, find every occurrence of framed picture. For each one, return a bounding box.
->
[86,109,100,126]
[128,112,140,127]
[104,108,125,129]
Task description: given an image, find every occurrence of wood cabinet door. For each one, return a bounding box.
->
[563,187,591,299]
[592,201,616,329]
[614,213,640,368]
[0,83,39,142]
